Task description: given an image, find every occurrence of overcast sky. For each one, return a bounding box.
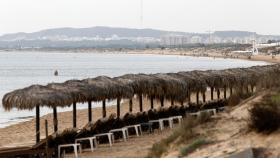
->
[0,0,279,35]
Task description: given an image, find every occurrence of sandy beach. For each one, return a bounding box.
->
[0,90,223,148]
[58,91,280,158]
[126,49,280,64]
[0,49,278,157]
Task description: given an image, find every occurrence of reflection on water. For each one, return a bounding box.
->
[0,51,268,127]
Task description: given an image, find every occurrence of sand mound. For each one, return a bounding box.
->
[182,91,280,158]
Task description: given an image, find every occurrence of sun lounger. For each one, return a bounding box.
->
[58,143,81,158]
[75,136,97,152]
[149,119,164,131]
[109,127,129,142]
[124,124,142,137]
[140,122,153,133]
[188,109,217,117]
[94,133,114,147]
[159,118,173,129]
[169,115,183,126]
[201,109,217,115]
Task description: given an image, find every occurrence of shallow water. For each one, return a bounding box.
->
[0,51,268,127]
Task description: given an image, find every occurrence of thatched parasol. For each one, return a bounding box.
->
[47,80,90,104]
[83,76,134,101]
[113,73,162,97]
[2,85,72,111]
[152,73,188,102]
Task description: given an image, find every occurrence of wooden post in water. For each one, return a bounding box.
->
[88,101,92,123]
[129,98,133,112]
[139,94,143,112]
[217,89,220,99]
[196,91,199,104]
[202,92,206,102]
[224,86,227,99]
[53,107,58,132]
[117,98,121,118]
[73,102,77,128]
[150,96,154,109]
[36,105,40,144]
[102,100,106,118]
[211,87,214,100]
[45,120,49,158]
[160,97,164,107]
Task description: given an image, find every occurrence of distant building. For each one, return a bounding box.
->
[190,36,202,43]
[160,35,190,46]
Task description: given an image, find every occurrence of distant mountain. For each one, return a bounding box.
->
[0,26,193,41]
[0,26,279,49]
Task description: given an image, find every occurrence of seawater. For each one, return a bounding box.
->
[0,51,268,127]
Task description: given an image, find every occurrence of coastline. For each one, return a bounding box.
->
[125,49,280,64]
[0,49,277,148]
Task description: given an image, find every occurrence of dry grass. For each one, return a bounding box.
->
[178,138,208,158]
[146,112,211,158]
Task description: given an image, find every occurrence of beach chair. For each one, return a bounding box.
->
[58,143,81,158]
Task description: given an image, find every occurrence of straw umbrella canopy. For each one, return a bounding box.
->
[2,85,72,111]
[83,76,134,101]
[177,71,207,93]
[114,73,162,97]
[47,80,90,104]
[190,70,225,89]
[152,73,188,102]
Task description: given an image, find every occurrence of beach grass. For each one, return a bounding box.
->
[178,138,208,158]
[146,112,211,158]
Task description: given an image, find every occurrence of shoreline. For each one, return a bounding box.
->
[125,49,280,64]
[1,48,279,64]
[0,49,278,148]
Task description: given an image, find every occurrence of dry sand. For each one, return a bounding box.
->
[71,130,172,158]
[52,90,280,158]
[161,91,280,158]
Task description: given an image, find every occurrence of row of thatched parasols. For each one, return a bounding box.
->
[2,64,280,143]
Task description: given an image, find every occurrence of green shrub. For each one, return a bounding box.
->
[249,94,280,133]
[249,103,280,133]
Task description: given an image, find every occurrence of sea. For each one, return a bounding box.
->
[0,51,268,128]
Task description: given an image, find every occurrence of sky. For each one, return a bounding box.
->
[0,0,279,35]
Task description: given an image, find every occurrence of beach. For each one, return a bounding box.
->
[126,49,280,64]
[0,49,276,157]
[0,90,221,148]
[0,51,265,128]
